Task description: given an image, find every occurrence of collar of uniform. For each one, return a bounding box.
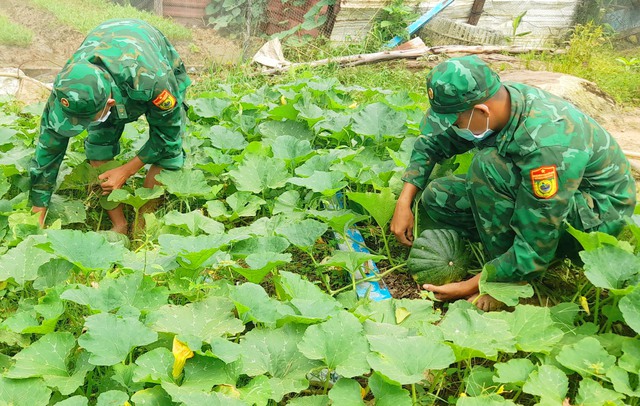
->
[494,83,524,155]
[105,73,128,119]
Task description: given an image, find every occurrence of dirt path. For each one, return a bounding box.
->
[0,0,243,81]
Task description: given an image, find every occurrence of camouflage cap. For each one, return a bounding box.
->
[50,62,111,136]
[422,55,501,135]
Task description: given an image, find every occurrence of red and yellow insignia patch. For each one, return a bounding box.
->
[428,87,434,100]
[152,89,177,110]
[530,165,558,199]
[60,98,69,107]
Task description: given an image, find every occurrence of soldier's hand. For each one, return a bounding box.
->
[32,206,47,228]
[390,204,414,246]
[98,165,133,194]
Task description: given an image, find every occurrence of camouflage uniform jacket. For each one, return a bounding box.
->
[30,19,191,207]
[402,82,637,281]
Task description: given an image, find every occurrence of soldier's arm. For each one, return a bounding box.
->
[138,89,184,167]
[401,128,474,189]
[29,126,71,209]
[486,146,589,282]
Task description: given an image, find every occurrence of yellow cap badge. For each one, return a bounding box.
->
[60,98,69,107]
[530,165,558,199]
[428,87,434,100]
[152,89,177,110]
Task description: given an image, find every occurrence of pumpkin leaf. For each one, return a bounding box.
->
[522,364,568,404]
[78,310,158,366]
[346,188,396,228]
[0,377,51,406]
[146,295,244,343]
[107,186,164,210]
[298,311,370,377]
[328,378,365,406]
[366,334,455,384]
[288,171,347,196]
[228,155,290,193]
[240,324,321,402]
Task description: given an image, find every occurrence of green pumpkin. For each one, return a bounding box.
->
[407,228,469,285]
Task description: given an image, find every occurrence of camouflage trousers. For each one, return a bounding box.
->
[420,148,626,260]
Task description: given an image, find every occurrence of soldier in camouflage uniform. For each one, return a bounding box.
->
[29,19,191,233]
[390,55,636,310]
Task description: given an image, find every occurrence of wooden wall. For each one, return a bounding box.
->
[330,0,581,47]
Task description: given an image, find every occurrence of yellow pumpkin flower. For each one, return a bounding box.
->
[172,336,194,379]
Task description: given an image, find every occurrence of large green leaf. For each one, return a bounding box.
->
[575,378,625,406]
[233,252,292,283]
[522,364,568,403]
[230,236,290,256]
[240,324,320,402]
[271,135,313,162]
[606,365,640,397]
[346,188,396,228]
[207,125,248,151]
[298,311,370,377]
[439,306,516,360]
[580,245,640,290]
[6,332,92,395]
[147,295,244,342]
[566,224,620,251]
[46,196,87,225]
[480,265,533,306]
[230,283,294,328]
[130,385,173,406]
[228,155,290,193]
[286,395,330,406]
[619,287,640,334]
[33,259,74,291]
[156,169,216,199]
[0,235,53,285]
[489,305,564,353]
[493,358,536,386]
[556,336,615,378]
[274,271,342,322]
[190,97,232,118]
[351,102,407,141]
[257,120,314,142]
[163,210,224,236]
[41,230,125,272]
[161,382,248,406]
[368,371,411,406]
[457,394,517,406]
[107,186,165,210]
[206,191,266,221]
[132,347,173,384]
[96,390,130,406]
[288,171,347,196]
[322,251,385,275]
[237,375,272,406]
[366,334,454,384]
[275,218,328,249]
[61,271,168,313]
[327,378,365,406]
[55,396,89,406]
[0,377,51,406]
[78,310,158,366]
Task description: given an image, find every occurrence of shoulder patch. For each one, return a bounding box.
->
[152,89,177,110]
[530,165,558,199]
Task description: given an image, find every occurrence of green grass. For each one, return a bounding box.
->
[0,14,33,46]
[29,0,191,41]
[519,23,640,106]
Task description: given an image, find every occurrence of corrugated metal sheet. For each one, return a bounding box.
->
[331,0,580,47]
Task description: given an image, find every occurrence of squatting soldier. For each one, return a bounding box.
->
[29,19,191,234]
[390,55,636,310]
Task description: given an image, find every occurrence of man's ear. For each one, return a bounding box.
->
[475,104,490,115]
[106,98,116,107]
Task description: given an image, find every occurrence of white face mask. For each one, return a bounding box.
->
[453,108,494,142]
[91,105,111,125]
